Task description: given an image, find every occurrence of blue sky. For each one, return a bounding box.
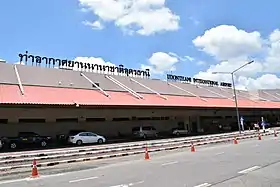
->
[1,0,280,89]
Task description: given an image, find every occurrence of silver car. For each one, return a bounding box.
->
[132,126,158,139]
[172,127,189,136]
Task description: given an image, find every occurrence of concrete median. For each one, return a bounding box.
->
[0,131,261,164]
[0,130,262,160]
[0,138,230,166]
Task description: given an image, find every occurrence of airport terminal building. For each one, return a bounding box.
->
[0,53,280,138]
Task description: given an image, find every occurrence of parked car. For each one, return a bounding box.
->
[2,132,52,149]
[56,129,86,144]
[132,126,158,139]
[68,132,106,146]
[172,127,189,136]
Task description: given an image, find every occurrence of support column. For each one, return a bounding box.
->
[184,117,190,131]
[196,116,202,132]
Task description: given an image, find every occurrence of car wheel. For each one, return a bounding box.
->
[97,139,103,144]
[41,141,47,147]
[176,132,180,136]
[10,143,17,149]
[76,140,83,146]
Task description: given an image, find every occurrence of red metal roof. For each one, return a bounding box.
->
[1,84,280,109]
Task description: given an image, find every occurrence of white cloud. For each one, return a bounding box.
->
[196,60,206,66]
[185,55,195,62]
[193,25,263,60]
[192,25,280,90]
[263,29,280,72]
[141,52,183,74]
[189,17,200,26]
[140,52,202,74]
[82,20,104,30]
[79,0,179,35]
[168,52,190,62]
[239,74,280,90]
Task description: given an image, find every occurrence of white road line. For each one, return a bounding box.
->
[161,161,178,166]
[26,173,66,181]
[128,181,144,186]
[0,178,27,185]
[40,173,66,178]
[69,176,98,183]
[0,173,66,184]
[194,183,212,187]
[238,166,261,174]
[215,152,224,155]
[110,181,144,187]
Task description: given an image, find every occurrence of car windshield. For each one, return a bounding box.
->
[132,127,140,132]
[19,132,39,136]
[69,130,85,135]
[88,132,97,136]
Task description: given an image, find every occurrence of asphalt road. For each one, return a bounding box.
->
[1,135,280,187]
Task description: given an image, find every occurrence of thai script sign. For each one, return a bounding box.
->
[18,51,150,78]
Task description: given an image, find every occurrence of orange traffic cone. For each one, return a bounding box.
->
[233,137,238,144]
[274,130,278,137]
[190,142,195,152]
[31,159,39,178]
[144,146,150,160]
[258,133,262,140]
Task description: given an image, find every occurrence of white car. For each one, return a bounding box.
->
[68,132,106,146]
[172,128,189,136]
[132,126,158,139]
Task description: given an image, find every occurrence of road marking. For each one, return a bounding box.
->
[110,181,144,187]
[0,173,66,184]
[161,161,178,166]
[26,173,66,181]
[0,178,27,185]
[215,152,224,155]
[69,176,98,183]
[238,166,261,174]
[194,183,212,187]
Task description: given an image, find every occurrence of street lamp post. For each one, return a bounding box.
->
[212,60,254,134]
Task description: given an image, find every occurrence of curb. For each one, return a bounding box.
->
[0,132,274,172]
